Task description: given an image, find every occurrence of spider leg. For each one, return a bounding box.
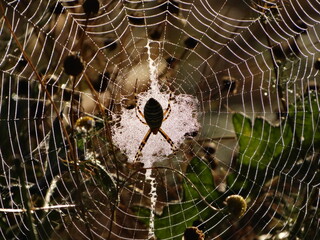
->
[163,91,173,122]
[163,107,171,122]
[135,107,147,125]
[134,129,152,162]
[159,128,178,152]
[134,79,147,125]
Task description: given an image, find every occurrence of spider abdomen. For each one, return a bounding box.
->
[144,98,164,134]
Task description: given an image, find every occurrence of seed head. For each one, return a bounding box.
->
[225,194,247,219]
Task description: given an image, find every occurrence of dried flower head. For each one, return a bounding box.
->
[184,226,205,240]
[225,194,247,219]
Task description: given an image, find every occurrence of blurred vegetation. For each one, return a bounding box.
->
[0,0,319,240]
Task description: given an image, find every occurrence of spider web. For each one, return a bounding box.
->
[0,0,319,239]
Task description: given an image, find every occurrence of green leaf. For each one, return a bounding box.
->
[132,206,151,226]
[233,113,293,170]
[91,160,118,202]
[133,201,212,240]
[134,158,219,240]
[226,173,248,193]
[184,158,217,201]
[154,201,212,240]
[288,92,320,151]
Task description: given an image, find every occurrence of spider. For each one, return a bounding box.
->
[134,80,178,162]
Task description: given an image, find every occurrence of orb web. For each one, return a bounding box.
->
[0,0,320,240]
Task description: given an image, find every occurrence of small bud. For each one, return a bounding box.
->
[75,116,95,133]
[63,54,84,76]
[83,0,100,16]
[183,226,204,240]
[202,142,216,155]
[225,194,247,219]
